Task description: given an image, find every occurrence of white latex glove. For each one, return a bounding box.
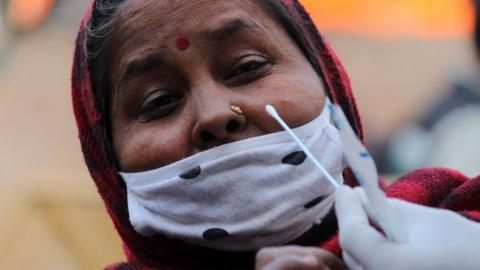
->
[335,186,480,270]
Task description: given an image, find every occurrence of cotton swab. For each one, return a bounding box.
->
[266,102,407,244]
[265,105,340,189]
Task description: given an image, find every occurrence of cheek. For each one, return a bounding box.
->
[276,89,325,128]
[273,60,327,125]
[245,70,325,129]
[114,122,193,172]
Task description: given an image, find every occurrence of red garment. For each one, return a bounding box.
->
[71,1,480,269]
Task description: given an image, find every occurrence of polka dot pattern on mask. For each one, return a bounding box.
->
[202,228,230,240]
[282,151,307,165]
[304,196,325,209]
[179,166,202,179]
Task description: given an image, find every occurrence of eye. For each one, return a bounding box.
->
[226,54,271,84]
[139,91,183,122]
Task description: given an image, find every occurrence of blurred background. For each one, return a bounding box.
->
[0,0,478,269]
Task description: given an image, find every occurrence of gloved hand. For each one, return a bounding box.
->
[335,186,480,270]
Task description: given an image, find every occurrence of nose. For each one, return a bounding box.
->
[192,98,247,149]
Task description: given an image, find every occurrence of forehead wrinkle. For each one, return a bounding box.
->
[114,0,229,35]
[110,1,217,59]
[117,5,245,41]
[111,0,267,45]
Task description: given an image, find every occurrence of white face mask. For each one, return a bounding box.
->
[120,105,344,251]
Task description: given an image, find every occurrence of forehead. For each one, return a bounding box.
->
[110,0,278,54]
[107,0,288,89]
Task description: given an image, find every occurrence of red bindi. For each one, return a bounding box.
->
[176,37,190,50]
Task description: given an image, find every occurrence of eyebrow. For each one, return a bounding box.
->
[117,52,165,91]
[117,19,264,92]
[201,19,265,44]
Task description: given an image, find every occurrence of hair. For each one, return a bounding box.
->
[85,0,320,159]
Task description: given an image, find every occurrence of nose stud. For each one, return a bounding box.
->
[230,105,243,116]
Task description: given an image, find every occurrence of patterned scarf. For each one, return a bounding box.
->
[71,1,480,269]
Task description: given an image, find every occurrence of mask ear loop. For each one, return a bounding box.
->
[265,105,340,189]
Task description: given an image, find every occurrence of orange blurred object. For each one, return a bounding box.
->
[301,0,475,39]
[7,0,54,32]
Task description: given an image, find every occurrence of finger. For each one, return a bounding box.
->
[257,246,332,260]
[335,186,370,228]
[262,255,319,270]
[257,246,346,270]
[256,246,319,269]
[312,249,348,270]
[335,186,389,262]
[283,247,347,270]
[342,251,363,270]
[354,188,433,230]
[354,187,436,225]
[256,249,273,270]
[352,187,381,228]
[388,197,443,220]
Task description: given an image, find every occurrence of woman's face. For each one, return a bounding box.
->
[108,0,326,172]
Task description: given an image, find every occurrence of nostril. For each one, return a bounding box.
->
[200,131,215,142]
[225,120,240,133]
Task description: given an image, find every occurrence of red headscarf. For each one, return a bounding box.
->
[71,1,480,269]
